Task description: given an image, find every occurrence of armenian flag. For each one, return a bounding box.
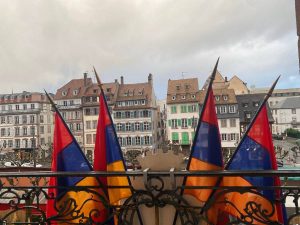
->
[93,81,131,205]
[220,78,286,224]
[184,58,223,202]
[45,93,108,224]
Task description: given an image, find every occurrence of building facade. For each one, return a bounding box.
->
[0,92,54,159]
[166,78,200,152]
[54,73,93,148]
[82,81,119,160]
[272,97,300,134]
[113,74,158,154]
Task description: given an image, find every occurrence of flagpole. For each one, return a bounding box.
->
[200,75,281,214]
[93,67,144,225]
[172,58,220,225]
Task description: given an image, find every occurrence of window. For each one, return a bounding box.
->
[15,139,20,148]
[142,110,149,117]
[73,89,78,95]
[62,91,67,96]
[215,96,220,101]
[126,137,132,145]
[190,105,197,112]
[86,134,92,144]
[230,118,236,127]
[30,115,35,123]
[253,101,259,107]
[75,111,80,119]
[171,106,177,114]
[15,116,19,124]
[30,126,35,135]
[242,103,249,108]
[245,112,251,119]
[86,121,91,129]
[118,137,123,146]
[16,105,19,110]
[172,96,176,100]
[31,104,35,109]
[144,136,150,145]
[92,120,97,129]
[143,122,150,131]
[23,127,28,135]
[1,128,5,137]
[172,132,179,142]
[8,140,13,147]
[40,126,44,134]
[117,123,122,131]
[23,104,27,110]
[22,115,27,124]
[134,122,140,131]
[228,105,235,113]
[181,95,186,99]
[135,136,141,145]
[125,111,130,118]
[181,105,187,113]
[15,127,20,136]
[171,119,178,129]
[229,133,236,141]
[191,94,196,99]
[176,85,180,91]
[220,106,227,114]
[223,95,228,101]
[76,123,81,131]
[62,112,66,119]
[292,109,296,114]
[1,105,5,111]
[221,119,227,128]
[85,108,91,115]
[70,100,74,106]
[40,138,45,145]
[1,117,5,124]
[40,115,44,123]
[125,123,131,131]
[8,105,12,111]
[191,118,198,128]
[221,133,227,141]
[181,118,188,128]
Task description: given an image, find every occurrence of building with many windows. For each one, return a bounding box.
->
[0,92,54,159]
[166,78,200,152]
[209,88,240,151]
[113,74,158,154]
[54,73,93,147]
[82,81,119,160]
[272,97,300,134]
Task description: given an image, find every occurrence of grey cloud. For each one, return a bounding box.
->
[0,0,298,98]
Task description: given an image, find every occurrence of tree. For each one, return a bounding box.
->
[285,128,300,139]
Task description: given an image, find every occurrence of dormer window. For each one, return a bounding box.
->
[172,96,176,100]
[191,94,196,99]
[106,88,111,93]
[124,93,128,97]
[138,90,143,95]
[185,84,190,90]
[215,96,220,101]
[93,89,97,94]
[223,95,228,101]
[73,89,79,96]
[181,95,186,99]
[62,91,67,96]
[176,85,180,91]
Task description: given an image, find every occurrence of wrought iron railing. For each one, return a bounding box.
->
[0,170,299,225]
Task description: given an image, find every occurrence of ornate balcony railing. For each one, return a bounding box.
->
[0,170,300,225]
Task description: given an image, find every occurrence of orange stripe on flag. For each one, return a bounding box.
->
[107,161,131,205]
[185,158,222,202]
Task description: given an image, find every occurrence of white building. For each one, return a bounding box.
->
[272,97,300,134]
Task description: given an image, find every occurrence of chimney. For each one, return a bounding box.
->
[121,76,124,85]
[84,72,88,86]
[148,73,153,84]
[115,79,118,83]
[225,76,228,82]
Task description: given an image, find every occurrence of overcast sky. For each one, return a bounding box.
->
[0,0,298,99]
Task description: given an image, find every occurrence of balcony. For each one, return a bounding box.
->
[0,169,299,224]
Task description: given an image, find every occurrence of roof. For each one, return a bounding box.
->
[0,92,52,104]
[83,82,119,104]
[202,70,229,90]
[250,88,300,94]
[167,78,200,104]
[54,77,93,100]
[115,81,154,108]
[198,88,237,105]
[236,93,274,122]
[273,97,300,109]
